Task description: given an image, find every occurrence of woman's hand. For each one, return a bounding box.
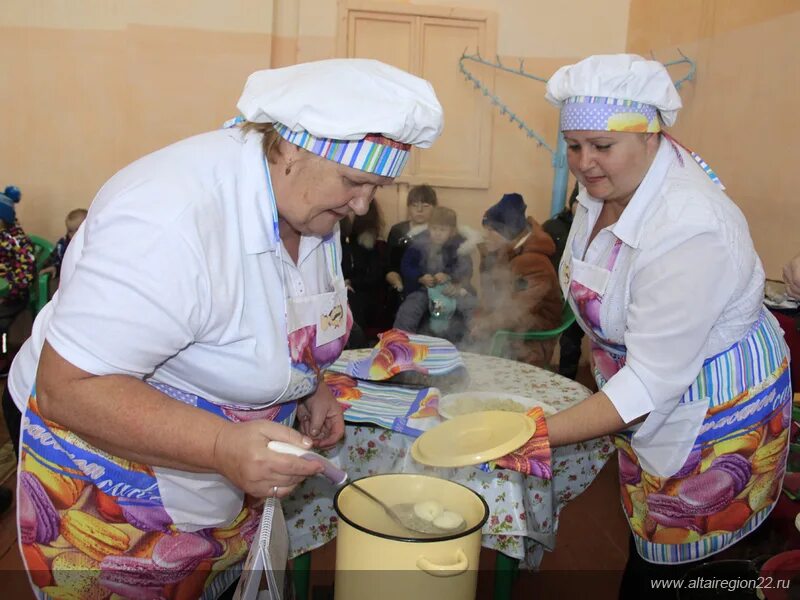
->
[783,253,800,299]
[297,384,345,449]
[212,420,322,498]
[434,272,450,284]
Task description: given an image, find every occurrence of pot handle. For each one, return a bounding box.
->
[416,549,469,577]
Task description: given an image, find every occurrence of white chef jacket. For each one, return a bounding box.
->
[561,137,766,474]
[9,128,342,411]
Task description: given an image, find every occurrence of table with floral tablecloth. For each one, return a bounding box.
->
[282,351,614,568]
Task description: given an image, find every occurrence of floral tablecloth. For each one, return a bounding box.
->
[282,352,615,569]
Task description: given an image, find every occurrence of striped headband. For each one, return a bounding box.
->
[274,123,411,178]
[560,96,661,133]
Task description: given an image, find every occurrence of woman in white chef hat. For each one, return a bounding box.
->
[10,59,442,599]
[543,54,791,596]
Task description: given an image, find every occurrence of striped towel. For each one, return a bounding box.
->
[324,372,441,437]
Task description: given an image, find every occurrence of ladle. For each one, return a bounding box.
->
[268,441,464,536]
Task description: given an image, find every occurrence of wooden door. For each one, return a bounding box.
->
[339,2,496,192]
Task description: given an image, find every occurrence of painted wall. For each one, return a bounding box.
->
[3,0,795,280]
[626,0,800,277]
[1,0,631,246]
[0,1,274,237]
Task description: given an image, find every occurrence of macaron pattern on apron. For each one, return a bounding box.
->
[565,232,791,564]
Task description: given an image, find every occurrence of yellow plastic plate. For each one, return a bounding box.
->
[410,411,536,467]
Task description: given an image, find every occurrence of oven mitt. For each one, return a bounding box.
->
[486,407,552,480]
[323,371,441,437]
[329,329,467,388]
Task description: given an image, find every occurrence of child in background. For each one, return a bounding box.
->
[385,184,437,295]
[40,208,87,278]
[393,206,479,336]
[0,186,36,372]
[470,193,562,367]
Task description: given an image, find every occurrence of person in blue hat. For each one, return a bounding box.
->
[0,186,36,324]
[0,185,35,515]
[470,193,562,366]
[3,186,21,202]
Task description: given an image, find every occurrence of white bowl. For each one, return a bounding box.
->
[437,391,556,420]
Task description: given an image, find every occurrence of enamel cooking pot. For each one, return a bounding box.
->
[333,473,489,600]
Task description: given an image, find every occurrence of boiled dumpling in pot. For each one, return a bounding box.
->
[433,510,464,531]
[413,500,444,522]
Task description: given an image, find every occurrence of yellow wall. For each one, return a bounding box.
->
[0,1,274,237]
[2,0,796,279]
[1,0,631,244]
[626,0,800,277]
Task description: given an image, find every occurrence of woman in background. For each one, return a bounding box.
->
[0,186,35,378]
[0,185,35,516]
[385,184,438,295]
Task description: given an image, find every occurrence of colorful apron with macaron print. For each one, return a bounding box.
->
[17,226,352,597]
[566,236,791,564]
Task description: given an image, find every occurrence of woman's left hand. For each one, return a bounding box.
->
[297,383,345,449]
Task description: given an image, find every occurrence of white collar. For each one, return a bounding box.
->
[282,233,326,267]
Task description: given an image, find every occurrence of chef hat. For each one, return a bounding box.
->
[236,59,444,178]
[545,54,682,132]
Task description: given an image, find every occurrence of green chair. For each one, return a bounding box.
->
[489,302,576,358]
[28,234,55,318]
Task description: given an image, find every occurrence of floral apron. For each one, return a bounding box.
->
[17,158,352,599]
[565,232,791,564]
